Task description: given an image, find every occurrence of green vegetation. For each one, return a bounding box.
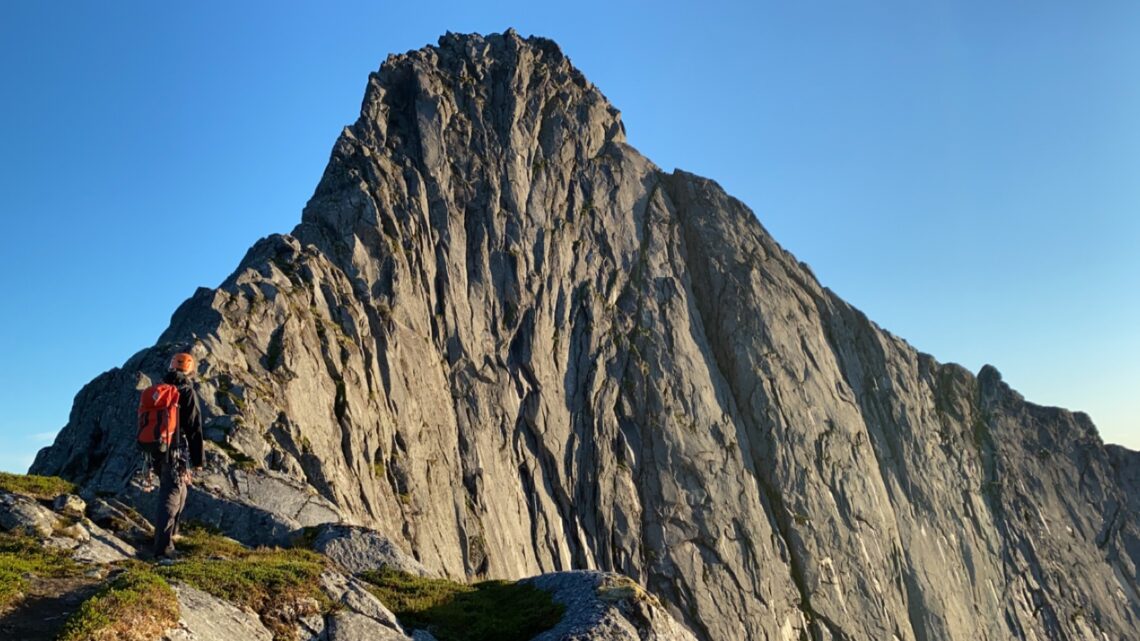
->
[0,471,77,500]
[213,440,258,471]
[58,567,178,641]
[358,568,564,641]
[0,532,81,609]
[213,375,247,414]
[154,525,328,639]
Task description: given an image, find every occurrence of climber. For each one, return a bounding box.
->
[151,352,204,559]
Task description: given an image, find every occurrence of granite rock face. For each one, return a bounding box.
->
[32,31,1140,640]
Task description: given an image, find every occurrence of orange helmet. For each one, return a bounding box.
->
[169,353,195,374]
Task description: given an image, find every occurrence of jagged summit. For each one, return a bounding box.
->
[31,32,1140,641]
[296,29,626,294]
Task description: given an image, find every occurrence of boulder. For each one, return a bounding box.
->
[52,494,86,520]
[325,611,409,641]
[70,520,137,564]
[0,490,57,537]
[85,496,154,544]
[296,613,326,641]
[310,524,433,577]
[318,570,404,632]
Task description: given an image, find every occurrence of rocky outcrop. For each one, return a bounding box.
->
[1,486,137,562]
[122,460,343,548]
[526,571,698,641]
[44,518,137,564]
[163,583,275,641]
[318,570,409,640]
[31,30,1140,640]
[161,574,418,641]
[312,523,435,577]
[0,491,58,537]
[2,481,451,641]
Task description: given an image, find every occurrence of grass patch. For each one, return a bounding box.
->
[0,471,77,500]
[358,568,564,641]
[0,532,82,609]
[155,526,328,639]
[58,567,178,641]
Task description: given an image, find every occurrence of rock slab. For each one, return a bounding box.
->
[162,583,273,641]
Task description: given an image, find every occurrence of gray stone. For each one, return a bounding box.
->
[325,611,408,641]
[318,570,404,632]
[52,520,90,542]
[52,493,86,519]
[311,523,433,576]
[70,520,137,563]
[162,583,273,641]
[122,463,340,549]
[85,496,154,544]
[527,571,698,641]
[0,490,58,537]
[29,31,1140,641]
[297,613,327,641]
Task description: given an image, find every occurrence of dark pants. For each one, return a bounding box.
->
[153,455,188,556]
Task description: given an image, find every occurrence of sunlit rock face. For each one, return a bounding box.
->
[33,31,1140,641]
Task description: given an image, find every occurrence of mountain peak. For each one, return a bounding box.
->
[31,33,1140,641]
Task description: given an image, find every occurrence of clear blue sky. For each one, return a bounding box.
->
[1,1,1137,473]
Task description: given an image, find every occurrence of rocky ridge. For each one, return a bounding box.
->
[31,31,1140,640]
[0,480,683,641]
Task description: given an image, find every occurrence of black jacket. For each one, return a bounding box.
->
[162,371,204,467]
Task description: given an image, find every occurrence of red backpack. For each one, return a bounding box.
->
[137,383,180,454]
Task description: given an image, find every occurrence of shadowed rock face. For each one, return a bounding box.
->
[32,30,1140,641]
